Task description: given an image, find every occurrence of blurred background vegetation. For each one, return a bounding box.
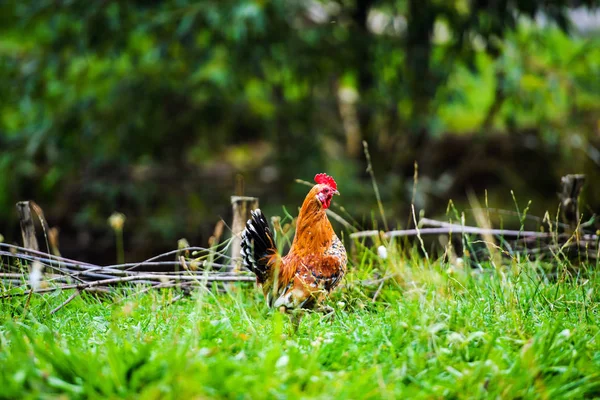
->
[1,0,600,263]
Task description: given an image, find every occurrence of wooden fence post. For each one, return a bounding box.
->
[16,201,39,252]
[559,174,585,233]
[230,196,259,271]
[16,201,45,288]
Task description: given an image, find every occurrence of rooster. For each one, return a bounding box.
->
[241,173,347,311]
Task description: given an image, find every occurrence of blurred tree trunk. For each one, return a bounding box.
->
[406,0,436,146]
[347,0,375,158]
[351,0,373,92]
[482,69,506,131]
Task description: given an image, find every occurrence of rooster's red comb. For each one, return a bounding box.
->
[314,173,337,190]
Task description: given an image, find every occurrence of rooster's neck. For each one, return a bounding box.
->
[290,195,334,255]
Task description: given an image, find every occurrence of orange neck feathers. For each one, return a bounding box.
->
[289,186,335,256]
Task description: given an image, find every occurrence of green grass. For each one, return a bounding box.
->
[1,253,600,399]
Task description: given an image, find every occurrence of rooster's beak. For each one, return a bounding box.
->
[333,190,340,196]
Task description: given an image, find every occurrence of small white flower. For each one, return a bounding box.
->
[377,245,388,259]
[198,347,212,356]
[108,212,126,232]
[276,355,289,368]
[559,329,571,339]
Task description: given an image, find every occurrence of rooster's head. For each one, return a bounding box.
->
[313,173,339,209]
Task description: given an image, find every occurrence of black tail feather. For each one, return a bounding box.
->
[241,209,278,283]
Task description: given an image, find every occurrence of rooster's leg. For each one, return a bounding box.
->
[288,309,303,333]
[316,304,335,322]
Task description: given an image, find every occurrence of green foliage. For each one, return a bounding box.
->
[1,249,600,398]
[1,0,599,258]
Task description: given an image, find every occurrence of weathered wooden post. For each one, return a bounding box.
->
[16,201,39,252]
[16,201,45,289]
[559,174,586,233]
[230,196,259,272]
